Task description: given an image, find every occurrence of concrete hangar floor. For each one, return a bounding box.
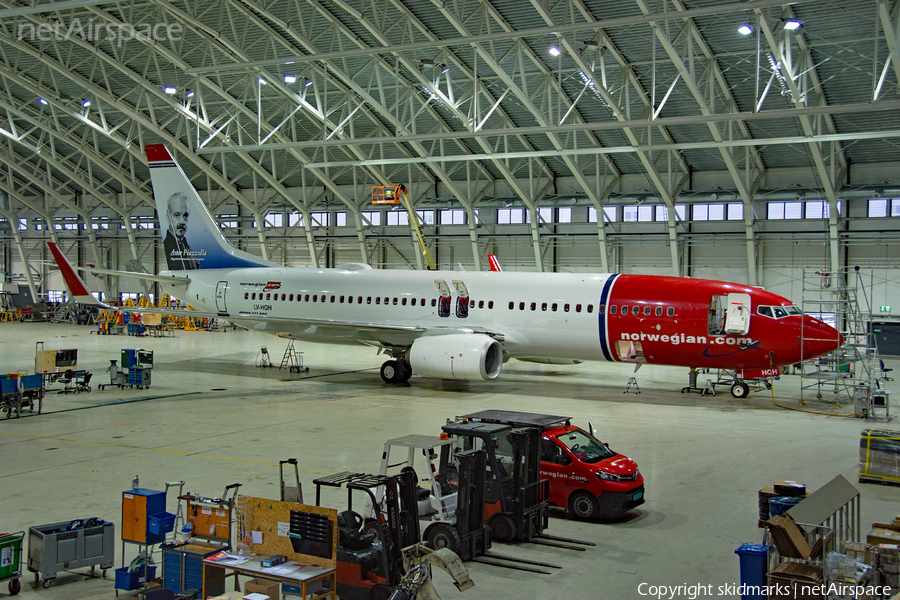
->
[0,322,897,600]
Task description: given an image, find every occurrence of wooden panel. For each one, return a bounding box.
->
[235,495,337,568]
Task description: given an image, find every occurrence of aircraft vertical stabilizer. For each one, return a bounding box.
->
[145,144,276,271]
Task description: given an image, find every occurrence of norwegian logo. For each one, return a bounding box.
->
[264,281,282,291]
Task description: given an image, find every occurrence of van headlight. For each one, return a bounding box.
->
[595,468,638,482]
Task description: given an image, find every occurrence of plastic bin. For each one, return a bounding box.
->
[735,543,768,600]
[114,565,157,591]
[768,496,803,517]
[27,520,115,586]
[0,531,24,595]
[148,512,176,536]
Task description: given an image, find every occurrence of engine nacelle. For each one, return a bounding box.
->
[409,334,503,381]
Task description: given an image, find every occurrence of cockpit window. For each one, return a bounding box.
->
[758,305,802,319]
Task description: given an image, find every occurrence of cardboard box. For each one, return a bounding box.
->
[244,578,279,599]
[843,541,874,564]
[867,527,900,546]
[768,514,813,559]
[774,480,807,496]
[768,561,824,599]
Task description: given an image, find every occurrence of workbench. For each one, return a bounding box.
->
[201,553,335,600]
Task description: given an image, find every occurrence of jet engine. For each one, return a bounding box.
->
[409,334,503,380]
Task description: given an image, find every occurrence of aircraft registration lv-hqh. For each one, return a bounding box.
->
[48,144,844,397]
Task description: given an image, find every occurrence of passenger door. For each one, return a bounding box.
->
[724,293,751,335]
[215,281,228,314]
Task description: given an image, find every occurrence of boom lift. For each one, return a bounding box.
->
[372,184,436,270]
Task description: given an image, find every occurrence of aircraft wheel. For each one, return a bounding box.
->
[731,382,750,398]
[569,490,600,520]
[398,360,413,383]
[380,360,405,384]
[424,522,461,554]
[489,514,517,543]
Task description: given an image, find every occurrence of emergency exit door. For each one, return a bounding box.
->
[215,281,228,314]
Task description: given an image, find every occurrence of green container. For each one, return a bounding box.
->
[0,532,24,581]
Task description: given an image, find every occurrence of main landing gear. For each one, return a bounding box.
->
[380,359,413,384]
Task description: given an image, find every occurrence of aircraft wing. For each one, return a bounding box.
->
[75,266,190,285]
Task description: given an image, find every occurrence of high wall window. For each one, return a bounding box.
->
[335,211,347,226]
[525,207,553,223]
[48,290,65,302]
[311,212,328,226]
[805,201,829,219]
[727,203,744,220]
[217,214,238,228]
[440,209,466,224]
[416,210,435,225]
[623,205,654,222]
[266,212,284,227]
[588,206,618,223]
[557,207,572,223]
[361,211,381,226]
[387,210,409,226]
[498,207,524,224]
[767,201,803,220]
[867,198,899,217]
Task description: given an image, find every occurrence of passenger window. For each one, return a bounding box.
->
[632,306,640,316]
[402,298,407,306]
[509,302,514,310]
[552,303,558,312]
[384,297,390,304]
[431,299,437,307]
[621,305,628,314]
[541,302,547,311]
[251,293,255,300]
[655,306,662,316]
[289,294,294,301]
[304,294,309,302]
[266,293,271,300]
[312,295,317,302]
[478,300,484,309]
[643,306,651,316]
[411,298,416,306]
[667,307,674,317]
[376,297,381,305]
[367,297,372,304]
[340,296,344,303]
[393,297,398,305]
[470,300,475,308]
[564,304,569,312]
[488,301,494,309]
[609,305,616,315]
[358,296,363,304]
[245,292,249,299]
[519,302,525,310]
[578,304,584,313]
[282,294,287,301]
[530,302,536,311]
[347,296,352,304]
[273,294,278,302]
[587,305,594,313]
[331,295,335,302]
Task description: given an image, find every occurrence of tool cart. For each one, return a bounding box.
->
[0,531,24,595]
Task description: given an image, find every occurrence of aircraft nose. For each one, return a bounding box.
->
[800,316,843,360]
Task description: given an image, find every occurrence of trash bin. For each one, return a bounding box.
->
[769,496,803,517]
[735,543,768,600]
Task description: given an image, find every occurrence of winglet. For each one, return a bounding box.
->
[47,242,108,307]
[488,254,503,272]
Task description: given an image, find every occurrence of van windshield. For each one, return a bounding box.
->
[556,429,615,464]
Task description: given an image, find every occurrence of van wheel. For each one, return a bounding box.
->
[489,514,517,543]
[569,491,600,520]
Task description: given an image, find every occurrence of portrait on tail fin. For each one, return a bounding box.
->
[162,192,199,270]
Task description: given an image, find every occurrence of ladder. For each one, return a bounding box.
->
[279,340,301,371]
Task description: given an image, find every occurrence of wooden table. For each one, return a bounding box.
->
[202,553,335,600]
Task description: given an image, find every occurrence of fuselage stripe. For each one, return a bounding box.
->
[598,273,619,361]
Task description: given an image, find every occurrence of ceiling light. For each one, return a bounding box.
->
[441,65,450,73]
[258,78,267,85]
[304,78,313,86]
[39,98,48,105]
[164,86,176,94]
[784,19,801,30]
[81,99,90,108]
[185,90,194,98]
[549,46,561,56]
[283,74,296,83]
[738,24,753,35]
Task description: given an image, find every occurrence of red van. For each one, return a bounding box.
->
[457,410,644,520]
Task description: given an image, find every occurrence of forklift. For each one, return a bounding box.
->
[440,417,594,551]
[312,471,421,600]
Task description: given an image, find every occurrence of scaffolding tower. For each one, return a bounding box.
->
[799,268,888,419]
